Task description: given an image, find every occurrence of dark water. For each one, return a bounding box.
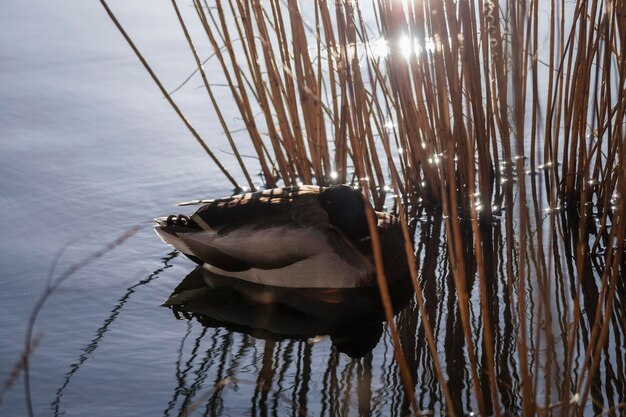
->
[2,2,625,417]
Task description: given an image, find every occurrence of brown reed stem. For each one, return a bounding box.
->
[171,0,256,191]
[98,0,241,191]
[362,189,419,416]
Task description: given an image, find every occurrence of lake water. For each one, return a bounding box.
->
[1,2,417,416]
[0,1,257,415]
[2,1,624,417]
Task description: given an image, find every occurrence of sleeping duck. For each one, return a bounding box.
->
[154,185,406,289]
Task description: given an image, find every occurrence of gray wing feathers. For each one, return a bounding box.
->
[179,225,374,288]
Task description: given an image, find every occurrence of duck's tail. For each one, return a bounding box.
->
[154,215,204,265]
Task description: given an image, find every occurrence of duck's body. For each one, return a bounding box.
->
[154,185,403,289]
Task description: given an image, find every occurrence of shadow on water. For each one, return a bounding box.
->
[164,266,414,358]
[48,214,625,417]
[162,266,414,417]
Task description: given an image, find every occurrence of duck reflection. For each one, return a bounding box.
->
[164,266,413,358]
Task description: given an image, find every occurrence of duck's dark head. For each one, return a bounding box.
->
[320,185,372,240]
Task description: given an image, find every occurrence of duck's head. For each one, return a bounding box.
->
[320,185,372,240]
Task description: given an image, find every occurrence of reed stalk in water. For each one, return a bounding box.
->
[99,0,625,415]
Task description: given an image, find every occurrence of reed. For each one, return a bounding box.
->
[99,0,625,415]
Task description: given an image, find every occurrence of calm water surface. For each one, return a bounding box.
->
[0,2,417,416]
[2,2,624,417]
[1,1,251,415]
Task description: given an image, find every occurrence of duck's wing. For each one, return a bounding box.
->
[157,185,376,287]
[176,223,374,288]
[155,186,329,267]
[181,185,332,272]
[182,185,330,265]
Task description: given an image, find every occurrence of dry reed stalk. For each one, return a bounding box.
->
[265,2,303,171]
[98,0,626,414]
[509,2,535,415]
[98,0,240,190]
[245,0,298,183]
[20,226,140,417]
[171,0,256,191]
[332,6,420,400]
[195,0,279,187]
[395,196,458,417]
[525,0,559,407]
[361,191,419,415]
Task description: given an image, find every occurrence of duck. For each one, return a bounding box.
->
[154,185,406,289]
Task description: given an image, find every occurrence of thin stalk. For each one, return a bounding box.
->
[98,0,240,191]
[171,0,255,191]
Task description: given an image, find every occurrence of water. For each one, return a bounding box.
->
[0,1,246,415]
[1,2,415,416]
[2,2,625,417]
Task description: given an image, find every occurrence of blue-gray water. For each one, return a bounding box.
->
[0,1,253,415]
[2,2,625,417]
[0,2,415,416]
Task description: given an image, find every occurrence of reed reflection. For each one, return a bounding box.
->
[396,212,624,416]
[163,265,413,417]
[160,211,624,416]
[51,251,178,417]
